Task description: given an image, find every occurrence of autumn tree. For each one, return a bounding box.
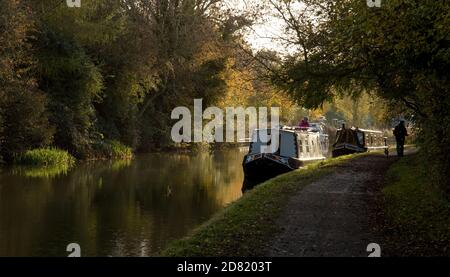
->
[0,0,53,161]
[270,0,450,194]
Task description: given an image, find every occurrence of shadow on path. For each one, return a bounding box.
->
[268,153,406,257]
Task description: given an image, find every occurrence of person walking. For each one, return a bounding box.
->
[393,120,408,157]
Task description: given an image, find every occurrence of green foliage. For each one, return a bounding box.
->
[108,140,133,160]
[272,0,450,196]
[14,148,75,167]
[0,0,54,161]
[321,92,390,129]
[34,0,239,154]
[383,154,450,256]
[93,140,133,160]
[0,90,54,161]
[36,28,104,159]
[0,0,282,162]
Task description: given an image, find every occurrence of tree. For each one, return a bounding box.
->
[0,0,53,161]
[127,0,241,150]
[35,28,104,158]
[0,0,291,159]
[270,0,450,195]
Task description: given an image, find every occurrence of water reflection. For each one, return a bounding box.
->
[0,150,245,257]
[11,165,71,179]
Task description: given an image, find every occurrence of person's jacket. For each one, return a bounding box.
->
[393,124,408,139]
[299,121,310,129]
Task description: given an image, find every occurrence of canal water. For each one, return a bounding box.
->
[0,150,246,257]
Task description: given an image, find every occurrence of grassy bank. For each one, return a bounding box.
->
[13,148,76,178]
[383,154,450,256]
[14,148,75,167]
[161,154,366,257]
[93,140,133,160]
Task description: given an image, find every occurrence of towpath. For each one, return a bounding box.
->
[268,152,408,257]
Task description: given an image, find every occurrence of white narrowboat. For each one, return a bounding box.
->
[242,126,329,190]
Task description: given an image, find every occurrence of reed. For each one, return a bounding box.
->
[14,148,75,167]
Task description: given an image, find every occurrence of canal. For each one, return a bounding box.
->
[0,149,246,257]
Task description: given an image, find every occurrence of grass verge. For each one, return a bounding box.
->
[161,154,366,257]
[93,140,133,160]
[14,148,75,167]
[383,154,450,256]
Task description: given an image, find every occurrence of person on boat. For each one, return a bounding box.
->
[393,120,408,157]
[299,117,310,130]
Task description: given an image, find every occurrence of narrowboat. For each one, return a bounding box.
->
[242,126,329,190]
[332,126,389,157]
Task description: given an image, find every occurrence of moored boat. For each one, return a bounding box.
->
[242,126,329,191]
[332,126,388,157]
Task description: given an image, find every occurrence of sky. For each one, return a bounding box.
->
[223,0,288,53]
[223,0,307,55]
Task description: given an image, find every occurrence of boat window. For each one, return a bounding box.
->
[280,131,297,158]
[249,129,279,154]
[298,133,308,158]
[317,137,321,154]
[357,132,364,146]
[335,130,341,143]
[298,138,303,153]
[306,137,310,153]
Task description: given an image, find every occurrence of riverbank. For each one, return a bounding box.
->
[1,140,133,167]
[162,149,449,257]
[380,154,450,256]
[161,153,372,257]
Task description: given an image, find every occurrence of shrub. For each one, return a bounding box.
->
[93,140,133,160]
[14,148,75,167]
[109,140,133,159]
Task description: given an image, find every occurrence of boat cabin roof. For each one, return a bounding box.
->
[248,128,322,158]
[338,127,383,135]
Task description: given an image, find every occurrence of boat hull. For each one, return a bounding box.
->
[332,143,367,157]
[242,155,301,191]
[241,127,329,191]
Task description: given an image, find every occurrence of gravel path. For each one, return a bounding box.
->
[268,154,398,257]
